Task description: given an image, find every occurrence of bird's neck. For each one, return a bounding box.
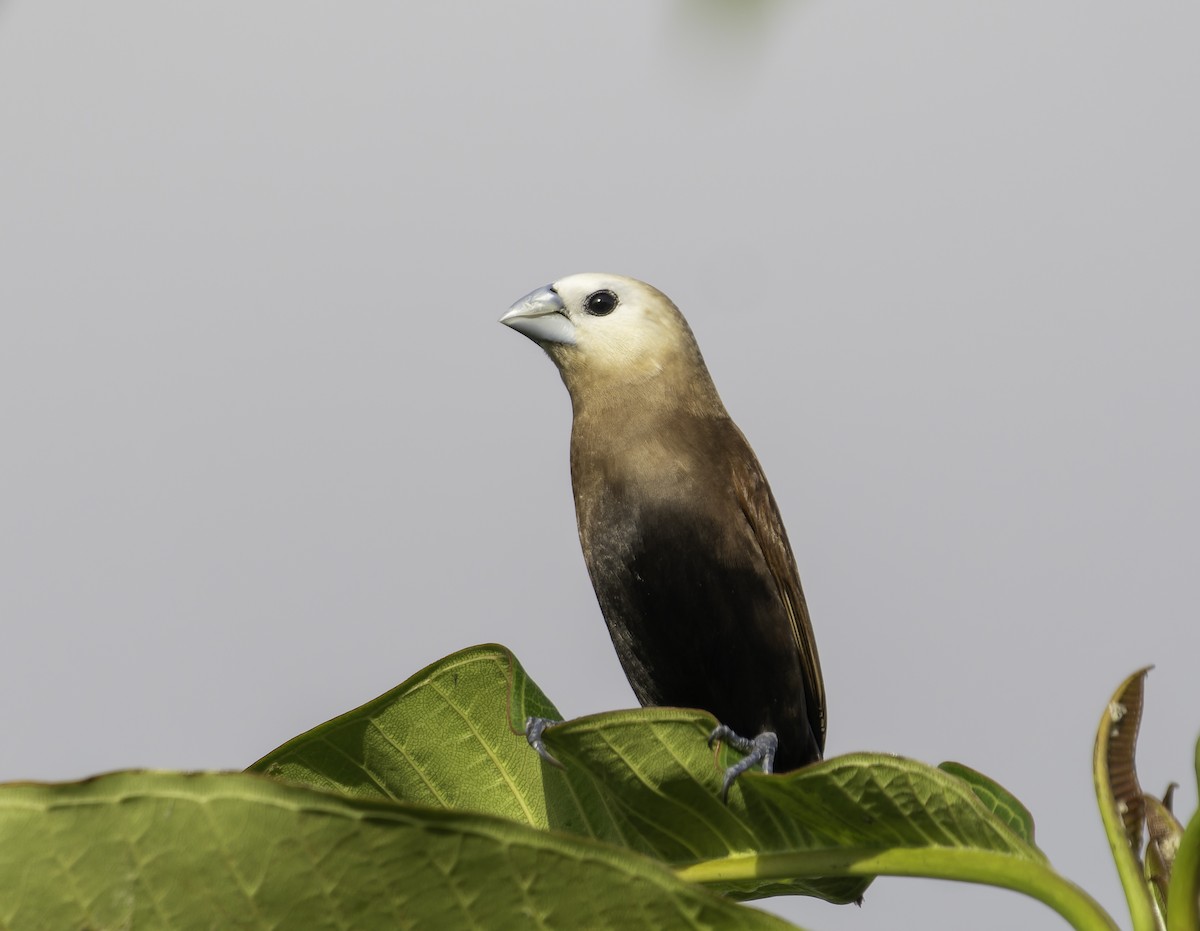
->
[562,356,725,423]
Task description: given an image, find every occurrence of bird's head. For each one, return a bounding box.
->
[500,273,715,407]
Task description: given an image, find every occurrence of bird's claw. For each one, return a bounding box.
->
[525,716,565,769]
[708,725,778,802]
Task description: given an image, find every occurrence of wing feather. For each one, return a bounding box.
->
[731,445,827,752]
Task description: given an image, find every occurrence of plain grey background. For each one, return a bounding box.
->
[1,2,1197,929]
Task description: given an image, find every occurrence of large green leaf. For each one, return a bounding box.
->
[250,644,865,902]
[0,771,797,931]
[251,644,1068,908]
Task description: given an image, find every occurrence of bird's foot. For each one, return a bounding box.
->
[707,725,778,802]
[525,716,565,768]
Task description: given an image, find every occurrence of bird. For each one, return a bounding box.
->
[500,273,825,798]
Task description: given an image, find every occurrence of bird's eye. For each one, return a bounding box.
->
[583,289,618,316]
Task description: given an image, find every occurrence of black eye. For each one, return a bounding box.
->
[583,289,618,316]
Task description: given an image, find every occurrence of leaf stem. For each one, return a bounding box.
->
[676,848,1121,931]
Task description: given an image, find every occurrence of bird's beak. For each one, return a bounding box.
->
[500,286,576,345]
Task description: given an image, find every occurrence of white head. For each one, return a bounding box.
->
[500,273,714,404]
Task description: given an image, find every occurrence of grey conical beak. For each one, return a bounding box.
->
[500,286,576,345]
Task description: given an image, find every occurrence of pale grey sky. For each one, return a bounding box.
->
[1,2,1197,929]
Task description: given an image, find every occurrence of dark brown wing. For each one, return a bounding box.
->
[730,437,826,754]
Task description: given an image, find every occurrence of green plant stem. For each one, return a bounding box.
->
[1166,808,1200,931]
[676,848,1120,931]
[1095,773,1160,931]
[1095,776,1160,931]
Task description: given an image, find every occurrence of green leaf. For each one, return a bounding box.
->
[939,760,1037,846]
[0,771,799,931]
[250,644,865,903]
[1101,668,1150,855]
[251,643,1111,918]
[1093,667,1159,931]
[250,644,562,824]
[547,715,1048,893]
[1166,804,1200,931]
[1165,735,1200,931]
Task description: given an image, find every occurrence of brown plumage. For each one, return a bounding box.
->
[501,273,825,787]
